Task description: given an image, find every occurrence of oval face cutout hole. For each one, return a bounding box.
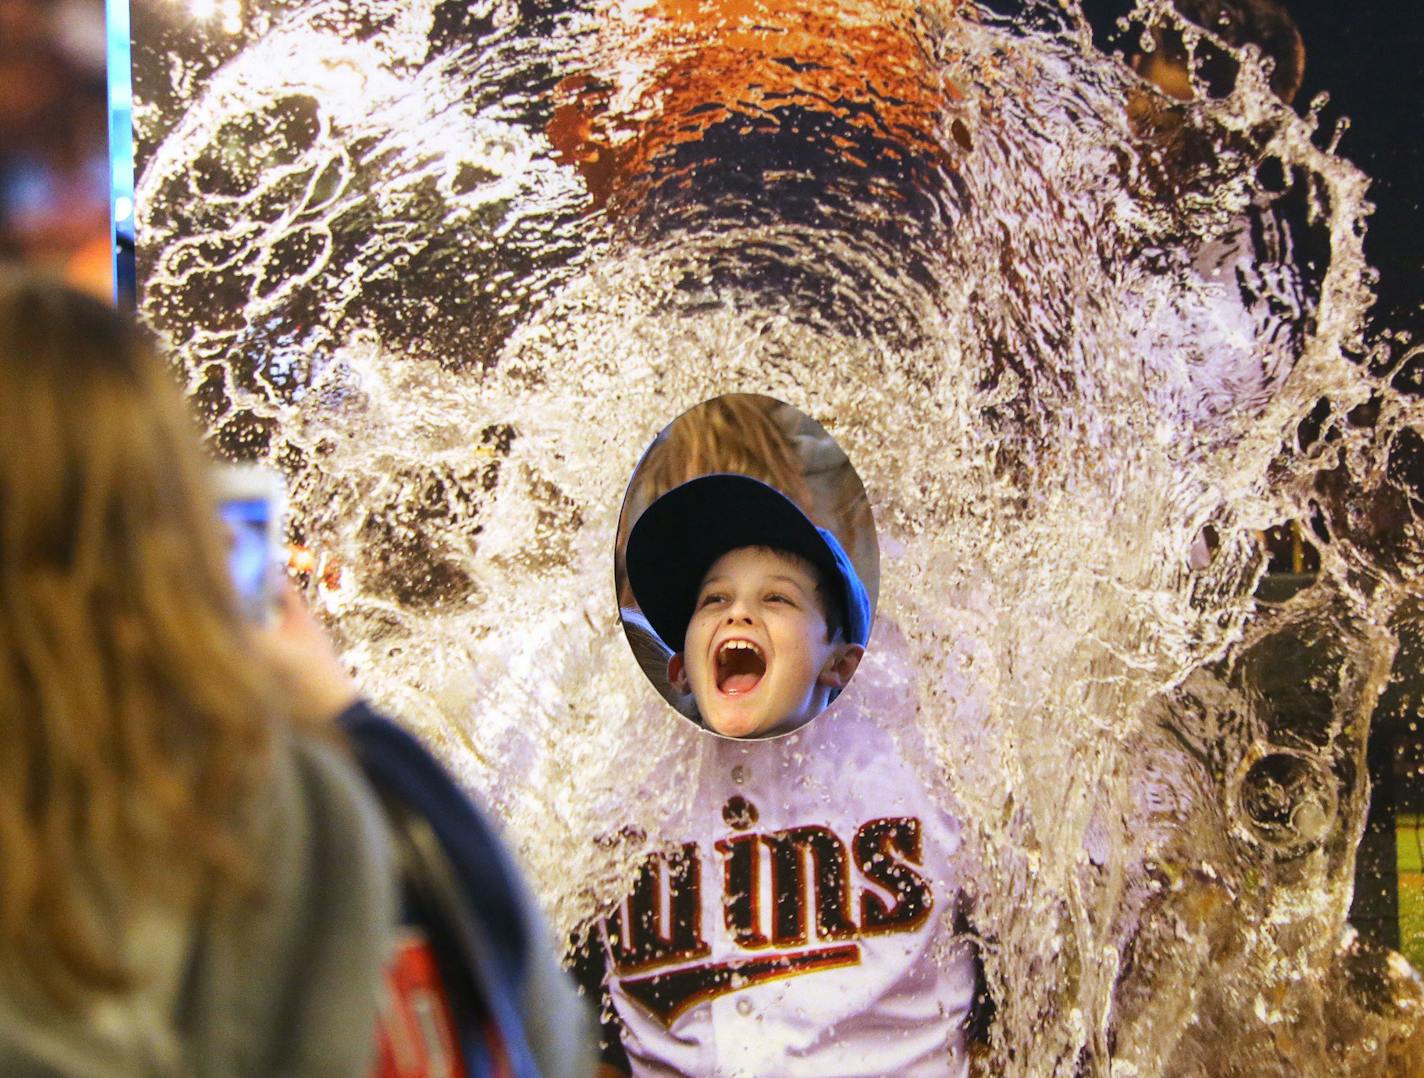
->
[616,394,879,739]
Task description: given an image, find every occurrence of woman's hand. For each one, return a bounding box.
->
[251,583,361,723]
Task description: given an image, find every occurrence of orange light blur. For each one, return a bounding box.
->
[548,0,971,210]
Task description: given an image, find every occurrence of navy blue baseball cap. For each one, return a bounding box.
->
[624,473,872,654]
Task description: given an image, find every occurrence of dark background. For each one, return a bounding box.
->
[1286,0,1422,336]
[1081,0,1423,340]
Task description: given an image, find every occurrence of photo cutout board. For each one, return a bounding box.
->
[124,1,1424,1073]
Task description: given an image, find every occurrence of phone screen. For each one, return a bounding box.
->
[220,495,277,621]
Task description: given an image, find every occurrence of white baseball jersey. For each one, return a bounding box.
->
[578,648,981,1077]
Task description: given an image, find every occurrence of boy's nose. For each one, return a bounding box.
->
[725,598,755,623]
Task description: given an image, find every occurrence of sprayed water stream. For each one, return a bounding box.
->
[131,0,1424,1072]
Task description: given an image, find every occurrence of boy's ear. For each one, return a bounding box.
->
[818,643,865,691]
[667,653,691,695]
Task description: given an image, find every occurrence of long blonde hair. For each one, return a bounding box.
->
[0,273,281,1006]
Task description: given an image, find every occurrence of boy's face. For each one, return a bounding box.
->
[670,546,862,739]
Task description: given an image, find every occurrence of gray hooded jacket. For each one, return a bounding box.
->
[0,731,398,1077]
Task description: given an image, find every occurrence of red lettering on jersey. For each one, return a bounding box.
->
[854,817,934,934]
[602,814,936,1026]
[607,842,710,974]
[764,825,859,945]
[715,831,770,949]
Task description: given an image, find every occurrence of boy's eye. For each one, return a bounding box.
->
[698,592,727,608]
[764,592,793,605]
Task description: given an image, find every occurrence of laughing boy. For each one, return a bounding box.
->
[625,473,870,740]
[577,473,988,1077]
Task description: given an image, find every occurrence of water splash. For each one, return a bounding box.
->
[132,0,1424,1072]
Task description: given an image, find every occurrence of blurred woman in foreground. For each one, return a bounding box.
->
[0,272,591,1076]
[0,270,399,1073]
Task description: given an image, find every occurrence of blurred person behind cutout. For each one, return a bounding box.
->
[0,0,110,275]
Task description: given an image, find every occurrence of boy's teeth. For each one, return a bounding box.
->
[718,640,762,658]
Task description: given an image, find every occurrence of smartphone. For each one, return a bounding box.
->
[214,465,287,623]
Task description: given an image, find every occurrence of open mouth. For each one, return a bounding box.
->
[715,639,766,695]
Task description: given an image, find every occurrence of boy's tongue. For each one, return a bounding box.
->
[721,671,762,695]
[717,647,766,695]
